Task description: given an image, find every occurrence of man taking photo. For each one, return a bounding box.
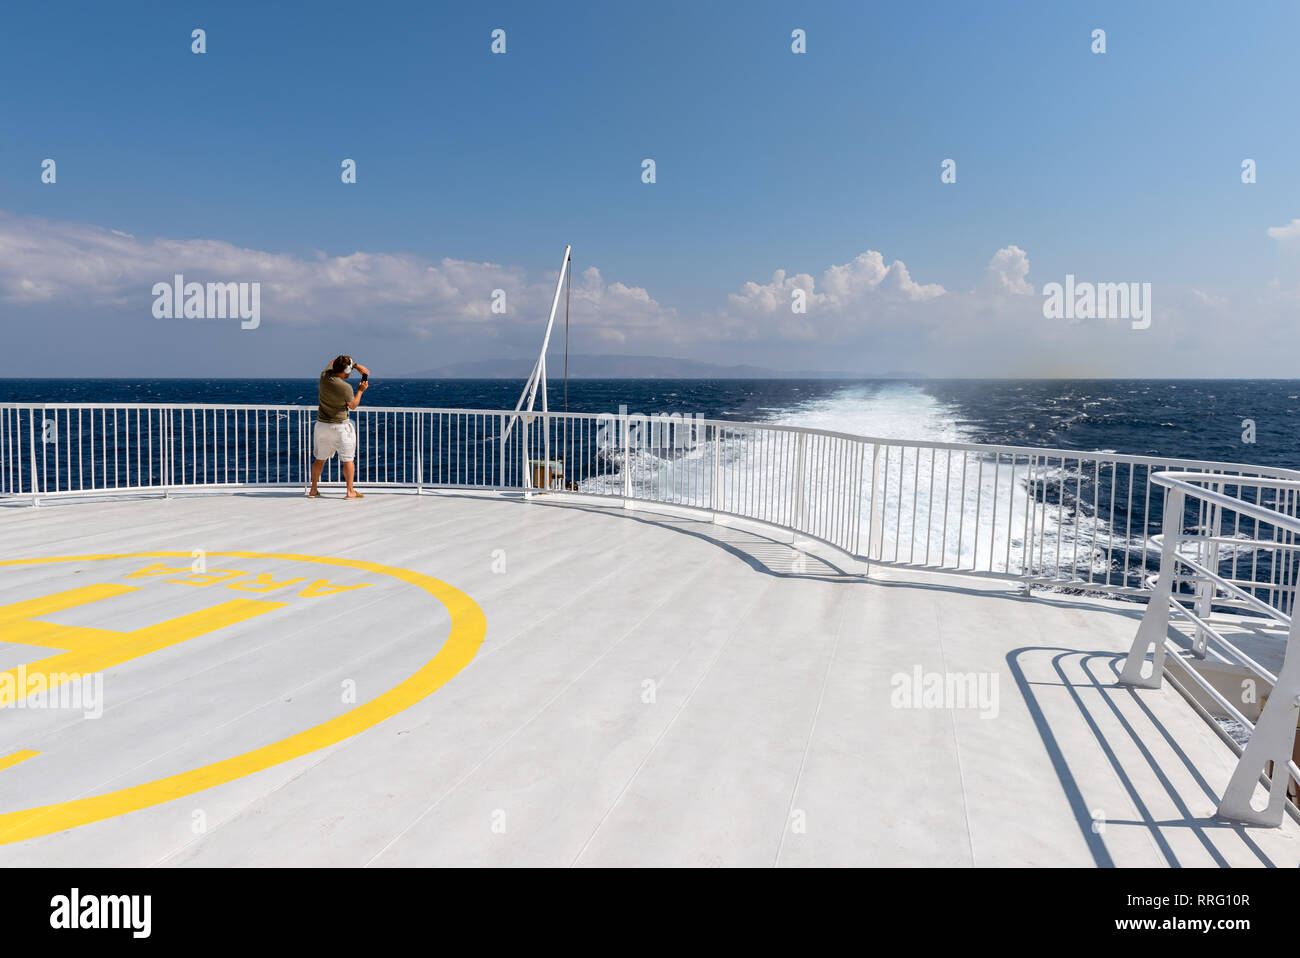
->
[308,355,370,499]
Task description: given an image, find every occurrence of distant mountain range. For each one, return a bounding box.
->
[401,354,923,380]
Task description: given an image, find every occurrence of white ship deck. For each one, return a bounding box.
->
[1,489,1297,867]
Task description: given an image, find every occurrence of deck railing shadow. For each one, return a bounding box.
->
[1007,647,1279,867]
[517,495,1161,617]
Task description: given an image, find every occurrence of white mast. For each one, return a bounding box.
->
[513,244,571,420]
[503,245,572,488]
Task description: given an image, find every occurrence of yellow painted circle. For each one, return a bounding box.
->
[0,551,486,845]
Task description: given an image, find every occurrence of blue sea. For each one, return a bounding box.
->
[4,378,1297,469]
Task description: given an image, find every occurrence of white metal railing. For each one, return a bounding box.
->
[9,403,1300,825]
[1120,472,1300,826]
[4,403,1300,601]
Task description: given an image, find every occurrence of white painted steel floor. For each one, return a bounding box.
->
[0,489,1296,867]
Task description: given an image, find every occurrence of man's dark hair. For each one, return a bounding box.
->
[330,355,353,375]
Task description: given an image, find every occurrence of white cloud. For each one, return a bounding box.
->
[1266,219,1300,241]
[983,245,1033,295]
[0,210,679,346]
[0,211,1039,368]
[9,208,1299,376]
[711,251,945,343]
[726,250,946,321]
[1189,288,1228,308]
[708,247,1039,344]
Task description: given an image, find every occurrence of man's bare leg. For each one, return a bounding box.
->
[309,459,326,497]
[343,461,360,497]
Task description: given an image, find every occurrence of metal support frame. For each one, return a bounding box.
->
[1219,616,1300,825]
[502,245,572,496]
[1119,487,1185,689]
[1192,480,1223,658]
[1118,472,1300,826]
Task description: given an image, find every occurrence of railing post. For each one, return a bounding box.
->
[1218,608,1300,826]
[542,410,551,492]
[518,413,532,498]
[163,408,172,498]
[415,412,424,494]
[869,443,885,561]
[302,410,312,495]
[710,423,720,518]
[622,408,632,504]
[1119,486,1185,689]
[524,414,533,497]
[854,441,866,561]
[792,432,808,533]
[29,406,40,507]
[499,414,506,489]
[1191,480,1223,658]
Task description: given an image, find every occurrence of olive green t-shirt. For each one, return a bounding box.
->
[318,370,354,423]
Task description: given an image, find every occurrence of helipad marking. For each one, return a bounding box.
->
[0,751,39,772]
[0,583,285,707]
[0,551,486,845]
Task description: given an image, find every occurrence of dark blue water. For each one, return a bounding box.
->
[0,379,828,422]
[4,378,1297,468]
[922,380,1299,470]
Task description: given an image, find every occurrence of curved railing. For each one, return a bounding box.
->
[4,402,1299,599]
[1120,472,1300,826]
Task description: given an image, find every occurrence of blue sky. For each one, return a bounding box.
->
[3,0,1299,376]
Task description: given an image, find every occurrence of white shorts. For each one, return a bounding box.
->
[314,420,356,462]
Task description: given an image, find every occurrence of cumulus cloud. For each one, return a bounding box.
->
[570,267,685,346]
[0,210,679,345]
[1266,219,1300,241]
[726,250,945,319]
[710,251,945,343]
[0,210,1049,372]
[820,251,946,304]
[983,245,1033,295]
[708,247,1037,344]
[13,208,1295,377]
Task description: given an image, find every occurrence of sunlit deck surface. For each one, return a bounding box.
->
[1,489,1297,867]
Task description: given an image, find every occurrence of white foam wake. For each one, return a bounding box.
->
[762,382,971,445]
[580,383,1126,581]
